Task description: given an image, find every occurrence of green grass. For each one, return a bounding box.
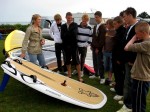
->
[0,39,150,112]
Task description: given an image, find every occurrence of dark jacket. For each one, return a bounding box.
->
[91,24,106,51]
[61,22,78,47]
[123,24,137,64]
[112,25,126,62]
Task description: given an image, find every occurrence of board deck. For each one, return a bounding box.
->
[9,58,105,105]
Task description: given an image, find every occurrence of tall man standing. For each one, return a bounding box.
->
[61,12,83,82]
[90,11,106,84]
[117,7,138,112]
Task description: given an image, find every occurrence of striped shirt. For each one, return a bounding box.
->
[77,24,92,47]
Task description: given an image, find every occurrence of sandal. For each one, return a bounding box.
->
[78,78,84,83]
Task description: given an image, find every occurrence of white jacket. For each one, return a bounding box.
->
[49,21,62,43]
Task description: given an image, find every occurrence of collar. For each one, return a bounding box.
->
[80,22,88,27]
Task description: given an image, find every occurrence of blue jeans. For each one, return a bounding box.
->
[103,51,112,72]
[92,49,104,78]
[28,52,46,66]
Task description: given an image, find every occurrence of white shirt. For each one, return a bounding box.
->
[96,23,101,34]
[126,21,138,40]
[49,21,62,43]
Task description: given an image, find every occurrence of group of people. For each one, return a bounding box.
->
[21,7,150,112]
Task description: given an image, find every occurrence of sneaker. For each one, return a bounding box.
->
[89,75,96,79]
[118,100,124,105]
[110,88,116,92]
[72,70,77,75]
[81,71,84,77]
[57,71,60,74]
[113,95,123,101]
[117,105,132,112]
[64,71,68,75]
[109,82,116,87]
[89,75,100,79]
[100,79,105,84]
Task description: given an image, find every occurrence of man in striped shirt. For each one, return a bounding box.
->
[75,14,92,77]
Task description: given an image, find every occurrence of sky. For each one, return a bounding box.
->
[0,0,150,22]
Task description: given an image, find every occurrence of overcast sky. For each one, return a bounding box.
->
[0,0,150,22]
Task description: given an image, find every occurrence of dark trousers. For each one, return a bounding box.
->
[113,61,125,95]
[132,79,150,112]
[78,47,87,71]
[55,43,66,72]
[123,63,133,109]
[92,49,104,78]
[63,45,80,65]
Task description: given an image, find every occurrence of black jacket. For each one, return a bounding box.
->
[91,24,106,51]
[123,24,137,64]
[112,25,126,62]
[61,22,78,47]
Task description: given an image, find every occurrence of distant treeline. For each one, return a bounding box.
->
[0,24,30,34]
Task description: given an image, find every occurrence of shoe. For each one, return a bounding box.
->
[110,88,116,92]
[117,105,132,112]
[78,78,84,83]
[64,71,68,75]
[109,82,116,87]
[113,95,123,101]
[72,70,77,75]
[105,78,112,85]
[89,75,100,79]
[100,79,105,84]
[57,71,61,74]
[81,71,84,77]
[118,100,124,105]
[89,75,96,79]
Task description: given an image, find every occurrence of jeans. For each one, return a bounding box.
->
[132,79,150,112]
[92,49,104,78]
[28,52,46,66]
[123,63,133,109]
[103,51,112,72]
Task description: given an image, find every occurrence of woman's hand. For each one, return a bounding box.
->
[41,39,45,45]
[20,53,25,58]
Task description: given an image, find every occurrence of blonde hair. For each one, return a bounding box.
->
[31,14,41,24]
[135,21,150,34]
[54,14,62,21]
[82,14,89,21]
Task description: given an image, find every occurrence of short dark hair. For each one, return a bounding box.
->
[94,11,102,17]
[124,7,137,18]
[119,10,124,17]
[66,12,72,17]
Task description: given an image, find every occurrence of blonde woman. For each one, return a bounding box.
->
[20,14,46,66]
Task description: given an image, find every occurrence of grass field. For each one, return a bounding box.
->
[0,39,150,112]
